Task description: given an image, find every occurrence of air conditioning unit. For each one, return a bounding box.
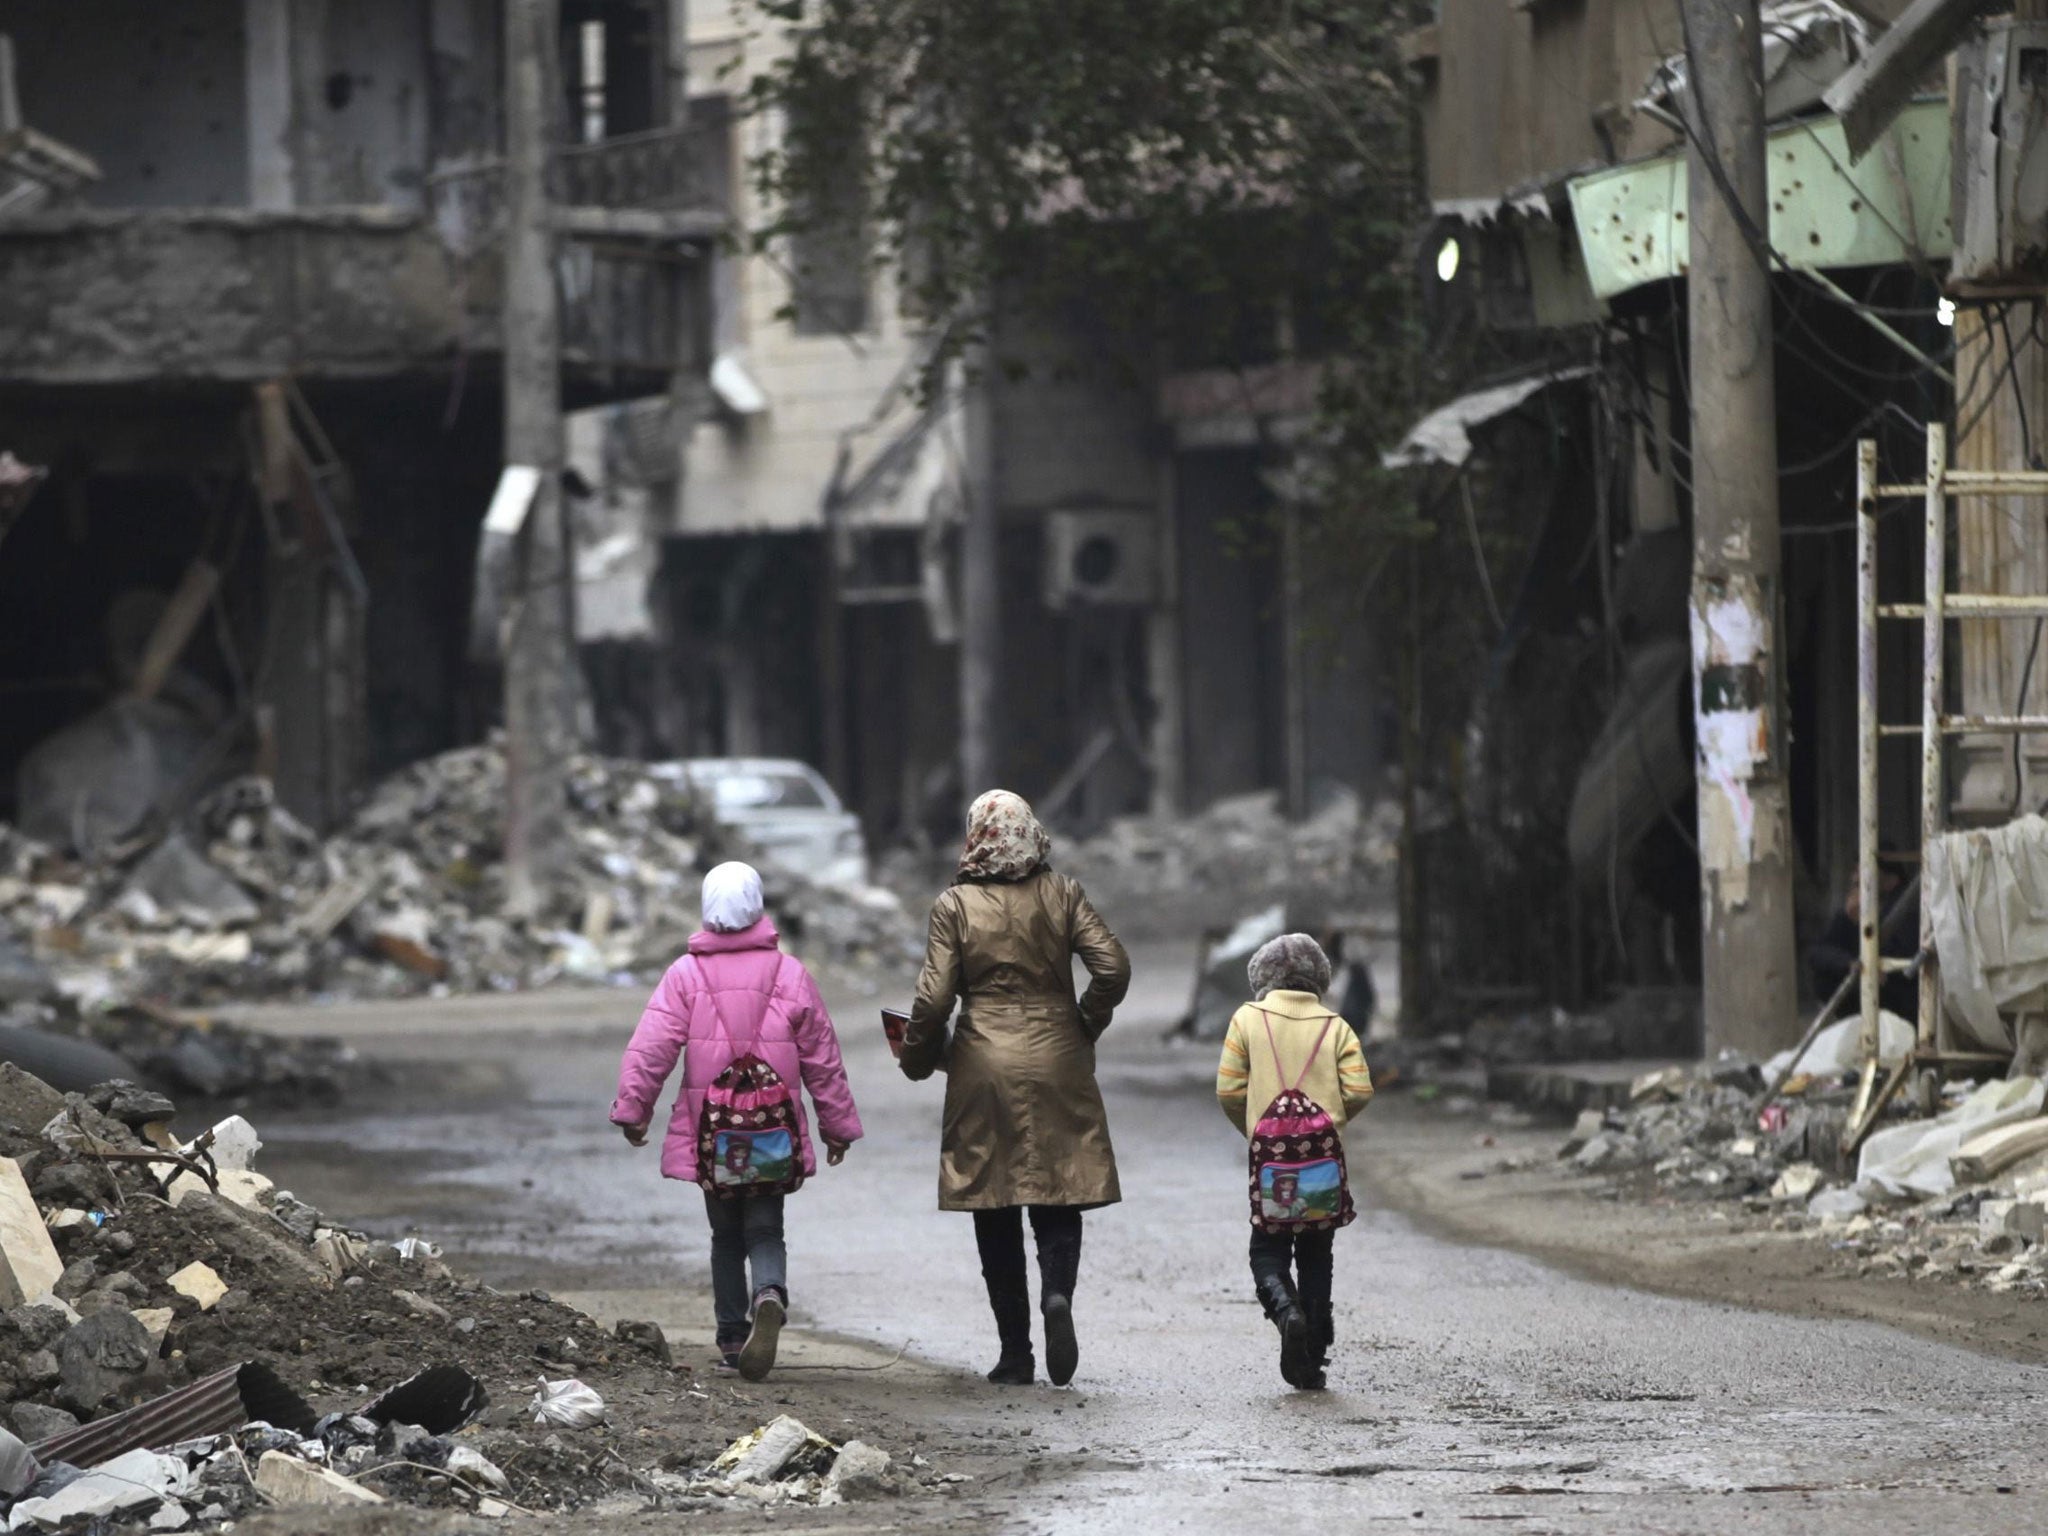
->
[1042,510,1157,609]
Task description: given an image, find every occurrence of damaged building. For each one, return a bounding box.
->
[0,1,720,844]
[1396,0,1966,1029]
[548,0,1388,849]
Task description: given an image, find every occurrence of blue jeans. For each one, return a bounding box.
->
[703,1191,787,1347]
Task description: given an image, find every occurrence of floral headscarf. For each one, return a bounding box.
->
[956,789,1051,883]
[1248,933,1332,1000]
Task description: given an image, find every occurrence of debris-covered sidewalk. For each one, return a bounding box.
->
[0,1062,952,1533]
[1521,1039,2048,1298]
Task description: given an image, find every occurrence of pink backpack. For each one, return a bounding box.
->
[1247,1010,1356,1234]
[694,970,805,1199]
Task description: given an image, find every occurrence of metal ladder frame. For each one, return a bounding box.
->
[1846,425,2048,1150]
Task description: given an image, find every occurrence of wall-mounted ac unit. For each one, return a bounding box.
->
[1043,510,1157,609]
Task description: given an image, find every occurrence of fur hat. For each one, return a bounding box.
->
[1248,932,1332,1000]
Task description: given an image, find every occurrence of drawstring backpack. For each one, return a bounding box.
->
[695,965,806,1198]
[1247,1010,1356,1233]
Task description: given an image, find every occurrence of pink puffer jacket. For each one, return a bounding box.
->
[611,917,863,1185]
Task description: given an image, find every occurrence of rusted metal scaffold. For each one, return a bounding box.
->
[1846,426,2048,1150]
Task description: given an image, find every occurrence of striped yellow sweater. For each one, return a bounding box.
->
[1216,989,1374,1136]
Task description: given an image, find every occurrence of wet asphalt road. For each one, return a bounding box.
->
[249,945,2048,1534]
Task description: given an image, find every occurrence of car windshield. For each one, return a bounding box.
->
[700,769,829,811]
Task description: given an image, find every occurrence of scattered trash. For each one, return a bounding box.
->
[530,1379,605,1430]
[1858,1079,2046,1198]
[717,1415,834,1486]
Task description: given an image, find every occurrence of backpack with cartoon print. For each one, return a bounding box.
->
[1247,1011,1355,1233]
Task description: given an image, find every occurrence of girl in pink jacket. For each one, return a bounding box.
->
[611,862,863,1379]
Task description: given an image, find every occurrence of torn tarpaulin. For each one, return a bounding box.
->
[359,1366,488,1437]
[1381,368,1592,471]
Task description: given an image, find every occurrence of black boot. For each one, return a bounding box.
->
[1032,1212,1083,1387]
[1300,1300,1332,1390]
[1254,1271,1312,1389]
[985,1281,1035,1385]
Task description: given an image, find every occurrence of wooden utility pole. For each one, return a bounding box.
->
[502,0,574,917]
[1682,0,1800,1054]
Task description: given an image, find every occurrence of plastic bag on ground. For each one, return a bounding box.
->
[1764,1011,1914,1082]
[1856,1077,2046,1198]
[529,1379,605,1430]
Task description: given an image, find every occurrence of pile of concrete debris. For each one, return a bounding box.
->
[1062,786,1398,937]
[0,743,913,1014]
[1555,1050,2048,1296]
[0,1063,928,1530]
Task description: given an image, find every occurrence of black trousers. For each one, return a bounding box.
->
[1249,1227,1334,1315]
[973,1206,1084,1303]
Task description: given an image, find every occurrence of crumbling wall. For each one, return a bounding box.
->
[288,0,436,208]
[0,212,486,384]
[0,0,249,207]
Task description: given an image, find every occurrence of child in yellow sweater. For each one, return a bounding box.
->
[1217,933,1373,1388]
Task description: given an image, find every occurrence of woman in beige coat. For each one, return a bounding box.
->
[900,790,1130,1387]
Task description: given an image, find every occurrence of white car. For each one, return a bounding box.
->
[673,758,871,890]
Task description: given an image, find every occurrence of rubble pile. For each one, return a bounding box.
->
[1551,1059,2048,1296]
[1060,787,1398,937]
[0,743,913,1016]
[0,1063,938,1531]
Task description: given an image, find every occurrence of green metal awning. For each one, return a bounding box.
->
[1565,98,1951,303]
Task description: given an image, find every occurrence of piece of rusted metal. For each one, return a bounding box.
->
[28,1362,314,1467]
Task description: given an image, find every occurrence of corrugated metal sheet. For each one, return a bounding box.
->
[30,1363,313,1468]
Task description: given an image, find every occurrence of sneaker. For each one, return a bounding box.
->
[738,1290,786,1382]
[1042,1295,1079,1387]
[715,1351,742,1376]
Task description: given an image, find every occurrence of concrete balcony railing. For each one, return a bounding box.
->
[0,124,726,397]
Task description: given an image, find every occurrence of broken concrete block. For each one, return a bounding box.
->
[392,1289,450,1324]
[445,1445,508,1492]
[0,1065,66,1130]
[0,1426,37,1499]
[824,1441,893,1501]
[166,1168,273,1212]
[5,1403,76,1445]
[165,1262,227,1312]
[311,1230,368,1278]
[56,1309,154,1416]
[0,1156,63,1309]
[126,834,259,929]
[251,1451,384,1508]
[131,1308,173,1352]
[1771,1163,1823,1202]
[187,1116,261,1174]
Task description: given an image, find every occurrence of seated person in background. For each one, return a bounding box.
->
[1807,848,1917,1017]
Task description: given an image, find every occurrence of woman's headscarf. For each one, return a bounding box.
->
[1248,933,1332,1000]
[956,790,1051,883]
[701,861,765,933]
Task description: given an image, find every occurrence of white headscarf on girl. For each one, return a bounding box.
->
[701,861,765,933]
